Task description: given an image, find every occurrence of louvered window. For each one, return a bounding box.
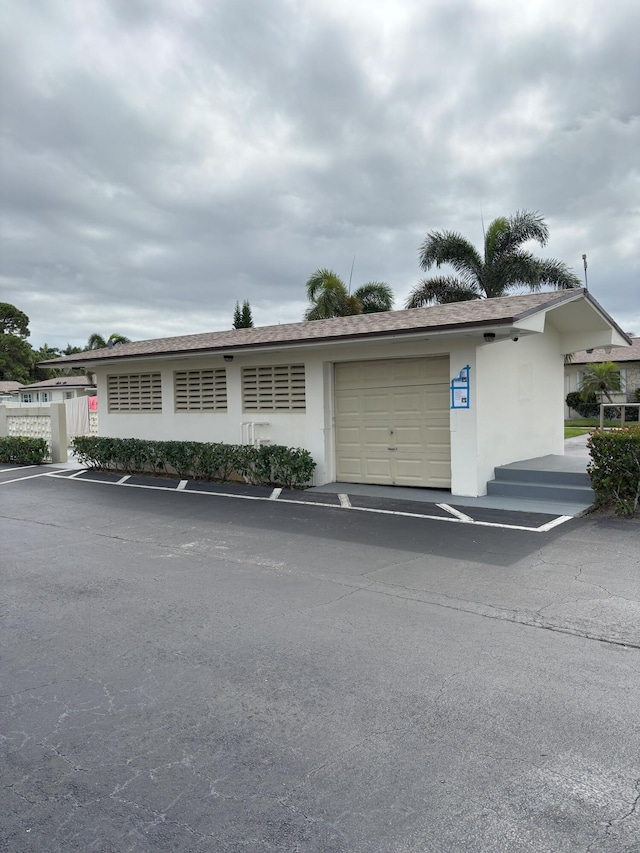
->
[174,369,227,412]
[107,373,162,412]
[242,365,306,412]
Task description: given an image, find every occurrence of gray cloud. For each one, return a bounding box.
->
[1,0,638,350]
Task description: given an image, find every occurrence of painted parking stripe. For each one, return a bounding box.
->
[116,475,131,485]
[44,471,575,533]
[269,487,282,500]
[0,471,57,486]
[338,493,351,508]
[437,503,473,523]
[0,464,40,473]
[177,480,188,491]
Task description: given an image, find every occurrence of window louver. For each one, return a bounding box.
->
[242,365,306,412]
[107,374,162,412]
[174,369,227,411]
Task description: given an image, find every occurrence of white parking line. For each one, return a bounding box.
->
[0,471,56,485]
[269,488,282,500]
[0,464,39,473]
[177,480,188,491]
[44,472,576,533]
[116,475,131,485]
[437,503,473,523]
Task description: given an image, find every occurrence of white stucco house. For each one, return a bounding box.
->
[17,376,96,404]
[43,289,629,497]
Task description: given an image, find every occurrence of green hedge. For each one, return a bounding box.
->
[587,427,640,516]
[71,436,316,489]
[0,436,48,465]
[566,391,599,418]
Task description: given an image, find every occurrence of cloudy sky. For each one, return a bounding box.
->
[2,0,638,350]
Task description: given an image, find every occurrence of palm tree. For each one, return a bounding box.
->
[304,269,394,320]
[405,210,581,307]
[86,333,131,350]
[579,362,622,404]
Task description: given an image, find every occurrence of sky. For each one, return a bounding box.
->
[2,0,639,351]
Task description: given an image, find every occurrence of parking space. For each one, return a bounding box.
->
[0,463,576,533]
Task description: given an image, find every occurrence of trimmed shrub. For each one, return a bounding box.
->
[565,391,599,418]
[0,436,48,465]
[587,427,640,516]
[71,436,316,488]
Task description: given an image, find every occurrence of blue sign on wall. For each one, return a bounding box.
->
[451,365,470,409]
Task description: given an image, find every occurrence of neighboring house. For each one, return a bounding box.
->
[17,376,96,404]
[41,290,629,498]
[565,336,640,417]
[0,380,23,403]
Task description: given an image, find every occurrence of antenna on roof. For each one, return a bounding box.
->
[582,254,588,291]
[348,255,355,293]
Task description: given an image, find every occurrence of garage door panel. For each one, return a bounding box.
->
[334,393,363,417]
[336,425,362,444]
[362,392,391,416]
[392,392,422,416]
[364,458,393,480]
[335,357,451,487]
[363,425,392,448]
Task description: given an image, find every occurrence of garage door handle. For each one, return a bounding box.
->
[388,447,396,451]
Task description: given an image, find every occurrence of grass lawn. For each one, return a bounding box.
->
[564,418,637,439]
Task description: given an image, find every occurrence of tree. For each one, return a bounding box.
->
[85,333,131,350]
[33,342,63,381]
[579,362,622,405]
[304,269,394,320]
[233,300,254,329]
[0,303,30,337]
[0,302,33,382]
[405,210,581,307]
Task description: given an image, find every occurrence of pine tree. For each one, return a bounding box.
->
[233,300,254,329]
[241,300,253,328]
[232,302,243,329]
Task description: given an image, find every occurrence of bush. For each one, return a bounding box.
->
[587,427,640,516]
[565,391,599,418]
[71,436,316,489]
[0,436,48,465]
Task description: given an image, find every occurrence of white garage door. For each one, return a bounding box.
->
[335,357,451,488]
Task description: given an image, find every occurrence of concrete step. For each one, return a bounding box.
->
[493,466,591,487]
[486,478,594,503]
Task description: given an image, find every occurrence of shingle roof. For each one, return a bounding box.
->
[40,289,624,367]
[0,381,23,393]
[569,336,640,365]
[19,376,94,391]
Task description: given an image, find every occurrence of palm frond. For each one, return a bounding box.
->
[506,210,549,247]
[86,333,107,350]
[305,268,346,302]
[535,258,581,289]
[353,282,394,313]
[419,231,483,281]
[405,276,481,308]
[484,216,510,266]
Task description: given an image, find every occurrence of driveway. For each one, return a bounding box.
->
[1,471,639,852]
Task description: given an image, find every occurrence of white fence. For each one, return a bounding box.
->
[0,399,98,463]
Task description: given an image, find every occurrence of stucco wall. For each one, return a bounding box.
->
[475,328,564,493]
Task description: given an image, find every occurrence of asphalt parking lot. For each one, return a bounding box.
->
[1,465,639,852]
